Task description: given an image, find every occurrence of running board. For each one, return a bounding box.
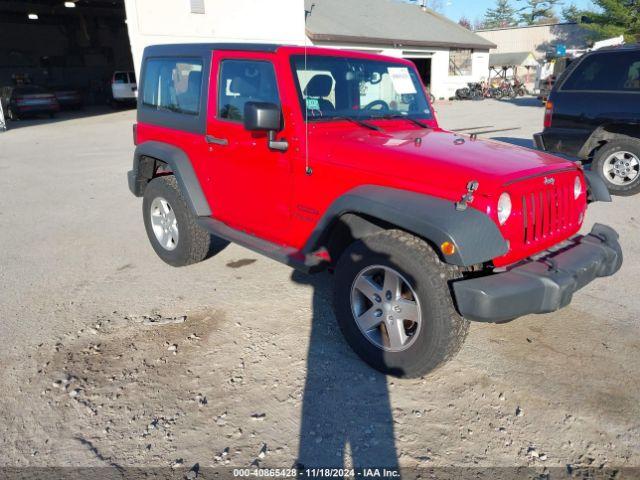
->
[197,217,326,272]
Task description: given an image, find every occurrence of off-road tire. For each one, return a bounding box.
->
[333,229,469,378]
[593,138,640,196]
[143,175,214,267]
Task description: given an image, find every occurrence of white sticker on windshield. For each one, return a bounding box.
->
[387,67,417,94]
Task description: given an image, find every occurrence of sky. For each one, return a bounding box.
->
[412,0,597,24]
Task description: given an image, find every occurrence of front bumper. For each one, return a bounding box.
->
[452,224,622,322]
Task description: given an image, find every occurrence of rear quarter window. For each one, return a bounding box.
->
[142,58,204,115]
[561,51,640,92]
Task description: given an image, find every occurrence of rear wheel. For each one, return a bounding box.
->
[333,230,469,378]
[593,139,640,196]
[142,176,217,266]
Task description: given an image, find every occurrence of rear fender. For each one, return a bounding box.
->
[130,141,211,217]
[579,124,640,160]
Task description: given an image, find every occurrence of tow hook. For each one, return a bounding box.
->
[455,180,479,211]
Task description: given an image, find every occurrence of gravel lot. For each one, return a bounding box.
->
[1,99,638,473]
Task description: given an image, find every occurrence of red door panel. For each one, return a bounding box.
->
[203,51,294,245]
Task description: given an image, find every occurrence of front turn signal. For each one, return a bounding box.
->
[441,241,456,256]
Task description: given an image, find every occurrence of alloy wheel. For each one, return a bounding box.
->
[350,265,422,352]
[150,197,179,251]
[603,151,640,186]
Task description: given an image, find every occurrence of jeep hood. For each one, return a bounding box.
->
[309,126,579,195]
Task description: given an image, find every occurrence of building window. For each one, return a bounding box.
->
[190,0,205,14]
[449,49,473,76]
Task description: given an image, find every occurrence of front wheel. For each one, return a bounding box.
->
[593,139,640,196]
[333,230,469,378]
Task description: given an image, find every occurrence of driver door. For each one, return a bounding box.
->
[204,51,293,244]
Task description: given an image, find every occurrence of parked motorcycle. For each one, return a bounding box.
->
[455,82,484,101]
[497,79,528,100]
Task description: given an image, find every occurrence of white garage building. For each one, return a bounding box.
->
[124,0,495,100]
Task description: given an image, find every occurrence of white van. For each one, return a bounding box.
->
[110,71,137,107]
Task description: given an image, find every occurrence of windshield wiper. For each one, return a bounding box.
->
[374,114,431,129]
[314,115,382,132]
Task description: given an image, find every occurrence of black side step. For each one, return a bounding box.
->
[197,217,324,273]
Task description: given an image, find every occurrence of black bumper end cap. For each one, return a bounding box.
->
[533,133,546,151]
[127,170,144,197]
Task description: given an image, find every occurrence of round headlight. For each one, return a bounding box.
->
[497,192,512,226]
[574,176,583,199]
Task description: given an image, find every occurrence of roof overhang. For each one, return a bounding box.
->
[307,32,496,50]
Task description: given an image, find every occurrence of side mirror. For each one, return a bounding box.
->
[243,102,288,152]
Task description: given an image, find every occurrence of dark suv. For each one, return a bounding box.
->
[534,45,640,196]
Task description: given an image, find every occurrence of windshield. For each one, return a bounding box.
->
[291,55,432,122]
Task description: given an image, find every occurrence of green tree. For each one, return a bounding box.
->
[575,0,640,42]
[483,0,517,28]
[517,0,561,25]
[561,2,581,22]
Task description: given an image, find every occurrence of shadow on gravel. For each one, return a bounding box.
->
[2,105,132,131]
[491,136,535,149]
[291,270,399,471]
[498,97,543,108]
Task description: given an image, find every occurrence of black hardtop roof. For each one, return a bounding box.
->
[142,43,282,58]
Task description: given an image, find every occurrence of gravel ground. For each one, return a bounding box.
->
[0,99,638,474]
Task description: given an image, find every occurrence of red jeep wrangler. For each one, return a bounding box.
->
[128,44,622,377]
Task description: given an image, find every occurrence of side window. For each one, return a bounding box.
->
[295,69,336,112]
[626,61,640,91]
[562,52,640,92]
[142,58,203,115]
[218,60,280,122]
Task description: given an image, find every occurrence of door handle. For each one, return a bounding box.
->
[205,135,228,146]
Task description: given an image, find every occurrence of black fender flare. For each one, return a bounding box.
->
[578,124,640,159]
[129,141,212,217]
[583,169,611,203]
[303,186,509,267]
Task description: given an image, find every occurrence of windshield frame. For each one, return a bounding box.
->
[289,54,432,123]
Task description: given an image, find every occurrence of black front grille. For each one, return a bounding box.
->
[522,184,572,244]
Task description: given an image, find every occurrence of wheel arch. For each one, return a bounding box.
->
[129,141,212,217]
[579,123,640,160]
[303,186,509,268]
